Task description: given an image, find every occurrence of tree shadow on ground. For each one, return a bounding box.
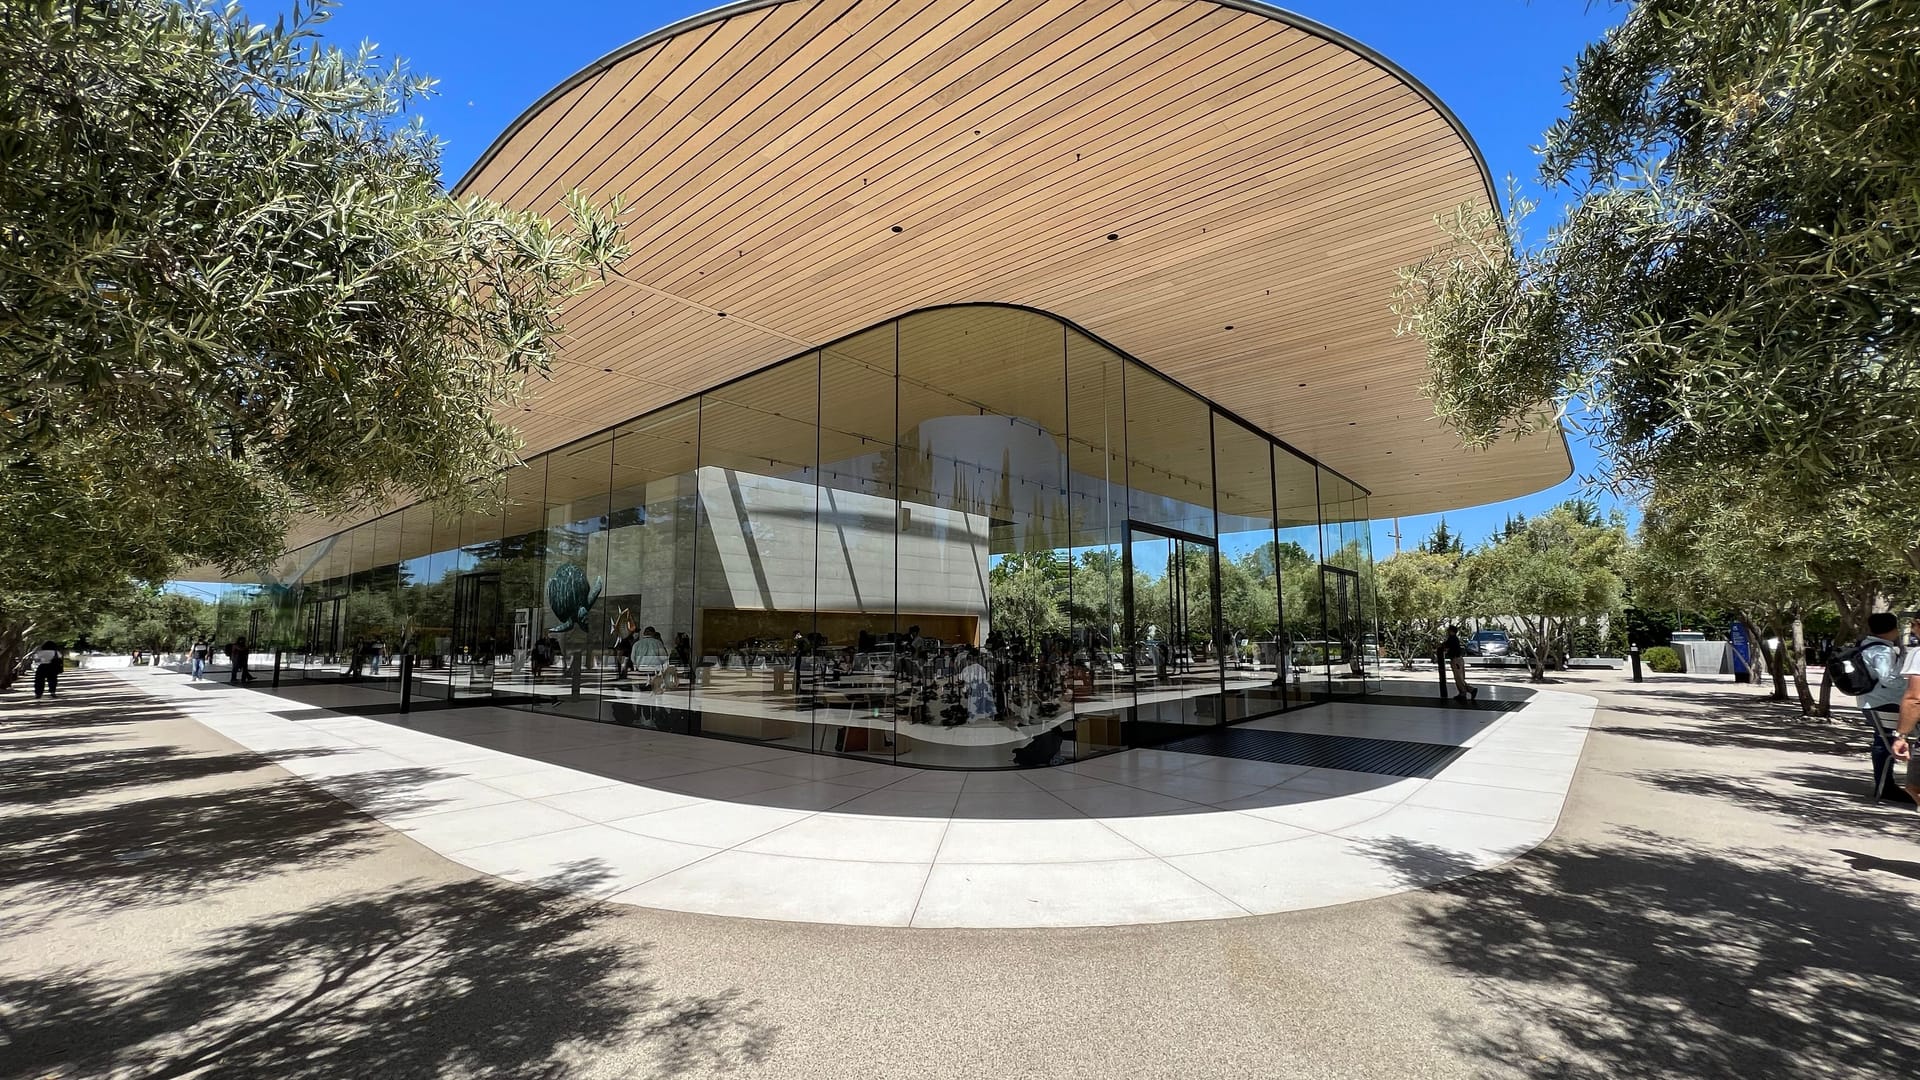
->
[0,704,177,733]
[1369,830,1920,1078]
[0,760,434,928]
[1595,716,1861,756]
[1352,836,1491,889]
[0,743,343,806]
[1632,767,1916,836]
[0,731,116,754]
[0,867,777,1080]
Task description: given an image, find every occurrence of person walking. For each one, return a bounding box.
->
[1846,612,1908,802]
[1442,626,1478,701]
[531,632,560,683]
[30,640,63,698]
[230,637,255,684]
[1885,613,1920,807]
[612,617,637,681]
[189,638,209,679]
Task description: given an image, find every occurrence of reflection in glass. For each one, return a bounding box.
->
[238,305,1376,766]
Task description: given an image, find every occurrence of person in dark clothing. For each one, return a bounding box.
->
[30,641,62,698]
[531,633,560,682]
[229,637,255,684]
[1442,626,1476,701]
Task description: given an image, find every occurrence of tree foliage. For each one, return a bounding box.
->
[0,0,625,682]
[1395,0,1920,615]
[1376,549,1461,668]
[1462,504,1628,682]
[1399,0,1918,501]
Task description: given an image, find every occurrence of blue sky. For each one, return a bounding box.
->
[312,0,1630,556]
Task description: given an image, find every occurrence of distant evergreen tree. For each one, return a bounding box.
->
[1423,518,1464,556]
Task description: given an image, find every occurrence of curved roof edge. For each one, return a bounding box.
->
[451,0,1499,213]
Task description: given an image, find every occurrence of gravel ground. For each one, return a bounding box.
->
[2,667,1916,1079]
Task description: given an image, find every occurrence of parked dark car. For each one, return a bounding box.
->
[1465,629,1511,657]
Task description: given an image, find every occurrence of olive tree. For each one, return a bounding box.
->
[1395,0,1920,598]
[1461,505,1626,682]
[1375,549,1460,670]
[0,1,626,682]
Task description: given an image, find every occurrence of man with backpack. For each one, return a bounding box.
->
[1838,613,1912,804]
[1887,614,1920,807]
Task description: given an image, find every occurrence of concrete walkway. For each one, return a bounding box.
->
[106,668,1592,927]
[4,668,1917,1079]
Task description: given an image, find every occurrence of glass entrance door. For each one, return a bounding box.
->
[451,571,503,698]
[1124,523,1224,726]
[304,595,343,675]
[1320,565,1365,694]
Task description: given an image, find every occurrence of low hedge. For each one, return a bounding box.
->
[1642,646,1682,673]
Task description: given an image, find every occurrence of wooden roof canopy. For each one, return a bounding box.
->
[282,0,1569,557]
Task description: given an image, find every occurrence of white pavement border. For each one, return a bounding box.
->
[108,669,1594,928]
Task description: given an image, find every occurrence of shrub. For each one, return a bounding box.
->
[1643,646,1682,673]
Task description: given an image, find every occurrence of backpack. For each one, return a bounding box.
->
[1828,638,1894,696]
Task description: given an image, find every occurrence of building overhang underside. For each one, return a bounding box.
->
[264,0,1570,567]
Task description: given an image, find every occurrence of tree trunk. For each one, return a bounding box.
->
[1528,616,1549,683]
[1790,610,1815,715]
[0,618,28,692]
[1764,620,1789,700]
[1817,665,1834,719]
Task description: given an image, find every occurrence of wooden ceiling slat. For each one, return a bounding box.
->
[267,0,1567,559]
[605,2,1236,291]
[643,10,1306,299]
[619,0,1173,276]
[493,20,732,211]
[541,12,1313,349]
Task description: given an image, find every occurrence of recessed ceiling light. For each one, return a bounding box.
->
[1106,233,1119,241]
[891,225,903,233]
[1224,325,1234,330]
[716,312,727,318]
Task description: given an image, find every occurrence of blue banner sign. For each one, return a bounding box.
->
[1728,621,1752,676]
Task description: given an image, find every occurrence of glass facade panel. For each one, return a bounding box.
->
[496,457,547,703]
[1212,415,1282,722]
[693,354,821,745]
[247,305,1377,767]
[395,505,437,694]
[1319,470,1370,695]
[608,400,699,730]
[899,307,1069,766]
[1064,329,1127,757]
[538,436,612,720]
[815,323,897,759]
[1275,449,1323,701]
[1122,363,1217,727]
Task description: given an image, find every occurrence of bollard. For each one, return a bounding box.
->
[399,653,414,713]
[272,649,281,689]
[1629,644,1643,683]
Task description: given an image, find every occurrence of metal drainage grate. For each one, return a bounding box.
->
[1343,692,1528,714]
[1154,727,1468,778]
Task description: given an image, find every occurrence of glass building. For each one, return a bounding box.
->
[250,305,1379,768]
[217,0,1571,769]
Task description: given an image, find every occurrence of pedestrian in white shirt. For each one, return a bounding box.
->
[1888,614,1920,807]
[1850,613,1910,803]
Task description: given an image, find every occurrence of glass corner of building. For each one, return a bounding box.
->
[262,305,1381,768]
